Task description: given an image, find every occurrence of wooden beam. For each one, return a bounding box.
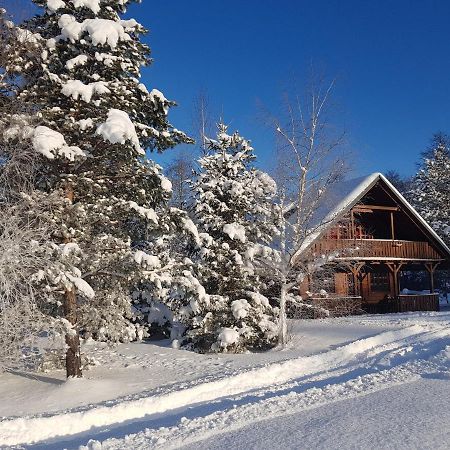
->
[350,209,355,240]
[353,204,400,212]
[390,211,395,241]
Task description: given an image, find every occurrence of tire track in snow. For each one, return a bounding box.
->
[0,324,446,446]
[81,328,450,450]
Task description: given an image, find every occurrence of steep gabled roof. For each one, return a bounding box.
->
[293,172,450,261]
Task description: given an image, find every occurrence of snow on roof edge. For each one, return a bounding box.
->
[292,172,450,262]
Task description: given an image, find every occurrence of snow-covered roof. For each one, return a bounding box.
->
[293,172,450,260]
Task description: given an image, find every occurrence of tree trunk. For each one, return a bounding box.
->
[64,287,82,378]
[279,282,288,347]
[64,182,82,378]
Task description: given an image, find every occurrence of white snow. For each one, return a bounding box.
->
[149,89,169,115]
[159,176,172,192]
[61,242,81,256]
[217,327,240,348]
[66,54,89,70]
[1,313,449,448]
[147,302,173,326]
[231,299,250,319]
[46,0,65,13]
[182,217,200,243]
[32,126,86,161]
[62,79,110,103]
[134,250,161,270]
[71,0,101,15]
[77,118,94,130]
[223,223,246,243]
[58,15,135,48]
[128,201,158,223]
[66,274,95,299]
[96,109,144,154]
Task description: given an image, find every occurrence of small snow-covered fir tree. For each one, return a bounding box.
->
[409,134,450,245]
[0,1,198,375]
[187,123,280,352]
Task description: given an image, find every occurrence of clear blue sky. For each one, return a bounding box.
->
[6,0,450,177]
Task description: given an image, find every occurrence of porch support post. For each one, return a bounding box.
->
[343,262,365,296]
[385,262,404,297]
[351,263,364,297]
[424,262,440,294]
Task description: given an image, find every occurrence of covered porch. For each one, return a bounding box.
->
[337,259,443,313]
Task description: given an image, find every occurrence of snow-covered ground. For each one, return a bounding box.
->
[1,312,449,449]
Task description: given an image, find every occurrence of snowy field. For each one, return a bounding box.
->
[1,311,450,449]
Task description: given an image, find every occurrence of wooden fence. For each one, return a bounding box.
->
[362,293,439,314]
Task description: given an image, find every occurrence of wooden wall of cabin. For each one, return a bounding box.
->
[331,268,396,304]
[299,266,399,304]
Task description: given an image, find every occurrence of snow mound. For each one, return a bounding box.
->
[0,324,444,446]
[149,89,169,115]
[128,201,158,223]
[65,54,88,70]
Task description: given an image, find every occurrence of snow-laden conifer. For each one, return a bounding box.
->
[0,1,199,375]
[409,134,450,245]
[187,123,280,352]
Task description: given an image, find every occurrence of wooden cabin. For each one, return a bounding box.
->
[295,173,450,314]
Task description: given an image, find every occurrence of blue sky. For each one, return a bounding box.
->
[6,0,450,177]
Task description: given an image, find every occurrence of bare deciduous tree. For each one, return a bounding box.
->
[258,73,350,345]
[0,205,52,372]
[166,151,195,210]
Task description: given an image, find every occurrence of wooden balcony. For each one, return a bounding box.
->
[311,239,442,261]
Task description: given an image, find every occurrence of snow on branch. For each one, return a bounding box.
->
[61,79,110,103]
[32,126,86,161]
[58,14,138,49]
[223,223,246,243]
[97,109,144,154]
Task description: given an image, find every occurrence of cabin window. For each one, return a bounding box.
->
[371,272,390,292]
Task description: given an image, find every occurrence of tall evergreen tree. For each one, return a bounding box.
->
[0,0,197,376]
[187,123,280,352]
[409,133,450,245]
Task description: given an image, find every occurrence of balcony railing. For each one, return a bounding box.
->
[311,239,441,260]
[363,293,439,313]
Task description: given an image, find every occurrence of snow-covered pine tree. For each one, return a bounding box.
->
[1,0,197,375]
[187,123,280,352]
[409,134,450,245]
